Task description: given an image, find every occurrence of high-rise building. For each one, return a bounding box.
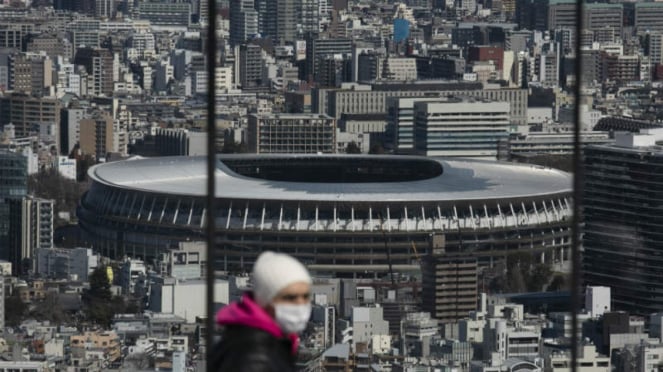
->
[0,150,27,265]
[229,0,258,46]
[8,52,54,97]
[138,1,191,27]
[584,3,622,38]
[305,37,353,81]
[422,235,478,322]
[413,98,511,158]
[74,47,114,97]
[60,108,85,156]
[276,0,298,44]
[80,112,113,160]
[0,94,62,143]
[0,29,22,49]
[199,0,209,24]
[635,2,663,34]
[95,0,116,18]
[8,196,54,275]
[256,0,277,41]
[238,43,263,88]
[387,96,448,153]
[27,35,73,60]
[547,0,575,31]
[301,0,321,36]
[0,275,4,330]
[650,33,663,66]
[584,129,663,315]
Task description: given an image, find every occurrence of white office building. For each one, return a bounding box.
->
[351,306,390,348]
[148,277,229,322]
[414,98,511,158]
[586,286,611,318]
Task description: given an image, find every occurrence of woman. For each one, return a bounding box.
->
[212,251,312,372]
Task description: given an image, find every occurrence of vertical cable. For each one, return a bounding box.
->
[571,1,584,371]
[205,0,218,370]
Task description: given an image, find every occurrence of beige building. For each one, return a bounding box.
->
[422,235,478,322]
[26,35,73,60]
[315,82,528,127]
[70,330,122,363]
[80,112,113,160]
[0,94,61,147]
[9,52,53,97]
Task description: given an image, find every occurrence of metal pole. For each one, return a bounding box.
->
[205,0,218,369]
[571,1,584,371]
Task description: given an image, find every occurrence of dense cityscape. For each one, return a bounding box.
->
[0,0,662,371]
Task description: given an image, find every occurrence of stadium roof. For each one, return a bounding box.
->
[89,154,572,203]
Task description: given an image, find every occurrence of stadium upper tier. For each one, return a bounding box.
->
[88,154,571,203]
[79,155,573,275]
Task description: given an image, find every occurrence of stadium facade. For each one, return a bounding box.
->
[78,154,573,277]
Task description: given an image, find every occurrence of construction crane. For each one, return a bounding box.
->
[410,241,421,264]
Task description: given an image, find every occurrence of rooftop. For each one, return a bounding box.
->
[89,154,571,203]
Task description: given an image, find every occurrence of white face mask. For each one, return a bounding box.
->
[274,303,312,334]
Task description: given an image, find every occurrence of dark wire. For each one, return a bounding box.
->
[205,0,218,370]
[571,0,584,371]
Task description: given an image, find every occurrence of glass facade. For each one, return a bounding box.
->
[584,144,663,314]
[0,150,27,260]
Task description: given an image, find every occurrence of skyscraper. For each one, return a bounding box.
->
[8,196,54,275]
[256,0,277,41]
[0,150,28,264]
[199,0,208,24]
[276,0,298,44]
[301,0,320,37]
[73,47,114,97]
[229,0,259,46]
[238,43,263,88]
[584,129,663,315]
[80,112,114,160]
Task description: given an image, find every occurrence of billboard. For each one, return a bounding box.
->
[296,40,306,61]
[393,18,410,43]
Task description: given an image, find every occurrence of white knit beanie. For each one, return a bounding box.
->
[252,251,312,307]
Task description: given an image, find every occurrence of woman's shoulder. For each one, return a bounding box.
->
[213,325,295,372]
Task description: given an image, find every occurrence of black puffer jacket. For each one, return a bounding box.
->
[212,293,299,372]
[212,325,296,372]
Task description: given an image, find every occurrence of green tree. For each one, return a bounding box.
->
[76,154,96,182]
[87,266,112,301]
[345,141,362,154]
[29,292,69,324]
[528,264,553,292]
[369,143,385,154]
[5,291,26,327]
[506,265,527,293]
[83,267,114,326]
[28,169,88,227]
[548,274,568,292]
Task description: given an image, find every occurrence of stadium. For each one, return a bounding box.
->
[78,154,573,277]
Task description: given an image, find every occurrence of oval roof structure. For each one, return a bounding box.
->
[89,154,572,203]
